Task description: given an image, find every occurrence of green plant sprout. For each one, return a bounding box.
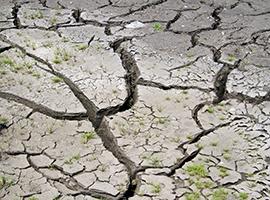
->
[51,76,63,83]
[29,10,44,19]
[64,154,81,165]
[219,167,229,178]
[185,192,200,200]
[53,48,71,64]
[81,131,95,144]
[186,163,208,177]
[153,23,163,31]
[0,116,8,125]
[212,188,228,200]
[206,106,215,113]
[76,44,88,51]
[239,192,249,200]
[0,176,14,189]
[150,182,161,193]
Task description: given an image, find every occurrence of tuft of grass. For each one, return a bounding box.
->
[23,62,33,70]
[81,131,95,144]
[186,134,193,140]
[152,23,163,31]
[195,143,204,149]
[186,163,208,177]
[194,180,213,189]
[0,55,15,68]
[212,188,228,200]
[62,51,71,61]
[53,56,62,64]
[28,197,39,200]
[64,154,81,165]
[210,141,218,146]
[53,48,71,64]
[99,164,107,172]
[227,54,236,62]
[0,69,6,75]
[171,136,181,143]
[50,16,57,25]
[185,192,200,200]
[156,117,169,125]
[219,167,229,178]
[182,90,188,94]
[143,155,162,167]
[0,116,8,125]
[42,41,53,48]
[206,106,215,113]
[223,148,230,153]
[149,157,162,167]
[76,44,88,51]
[150,183,161,193]
[25,39,37,50]
[223,153,231,160]
[29,10,43,19]
[61,37,70,43]
[165,96,171,101]
[239,192,249,200]
[0,176,14,189]
[51,76,63,83]
[219,116,225,120]
[31,71,41,79]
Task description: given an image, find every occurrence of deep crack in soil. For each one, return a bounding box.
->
[0,0,270,199]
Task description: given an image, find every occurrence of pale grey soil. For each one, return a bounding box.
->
[0,0,270,200]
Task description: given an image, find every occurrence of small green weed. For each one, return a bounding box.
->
[51,76,63,83]
[81,131,95,144]
[28,197,39,200]
[210,141,218,146]
[150,183,161,193]
[153,23,163,31]
[185,192,200,200]
[31,71,41,79]
[219,167,229,178]
[212,188,228,200]
[186,134,193,140]
[76,44,88,51]
[156,117,169,125]
[149,157,162,167]
[239,192,248,200]
[0,55,15,68]
[29,10,43,19]
[186,163,208,177]
[0,176,14,189]
[43,41,53,48]
[64,154,81,165]
[53,48,71,64]
[0,116,8,125]
[227,54,236,62]
[206,106,214,113]
[99,164,107,172]
[194,180,213,189]
[223,153,231,160]
[50,16,57,25]
[53,56,62,64]
[61,37,70,43]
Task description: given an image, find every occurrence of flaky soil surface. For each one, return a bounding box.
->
[0,0,270,200]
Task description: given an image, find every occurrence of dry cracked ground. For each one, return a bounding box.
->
[0,0,270,200]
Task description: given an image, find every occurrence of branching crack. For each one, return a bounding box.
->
[137,77,213,92]
[109,0,168,20]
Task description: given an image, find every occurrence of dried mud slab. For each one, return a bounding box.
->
[0,0,269,200]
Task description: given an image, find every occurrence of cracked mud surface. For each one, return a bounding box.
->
[0,0,270,199]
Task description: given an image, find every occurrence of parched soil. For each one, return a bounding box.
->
[0,0,270,200]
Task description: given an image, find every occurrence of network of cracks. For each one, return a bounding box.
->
[0,0,270,199]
